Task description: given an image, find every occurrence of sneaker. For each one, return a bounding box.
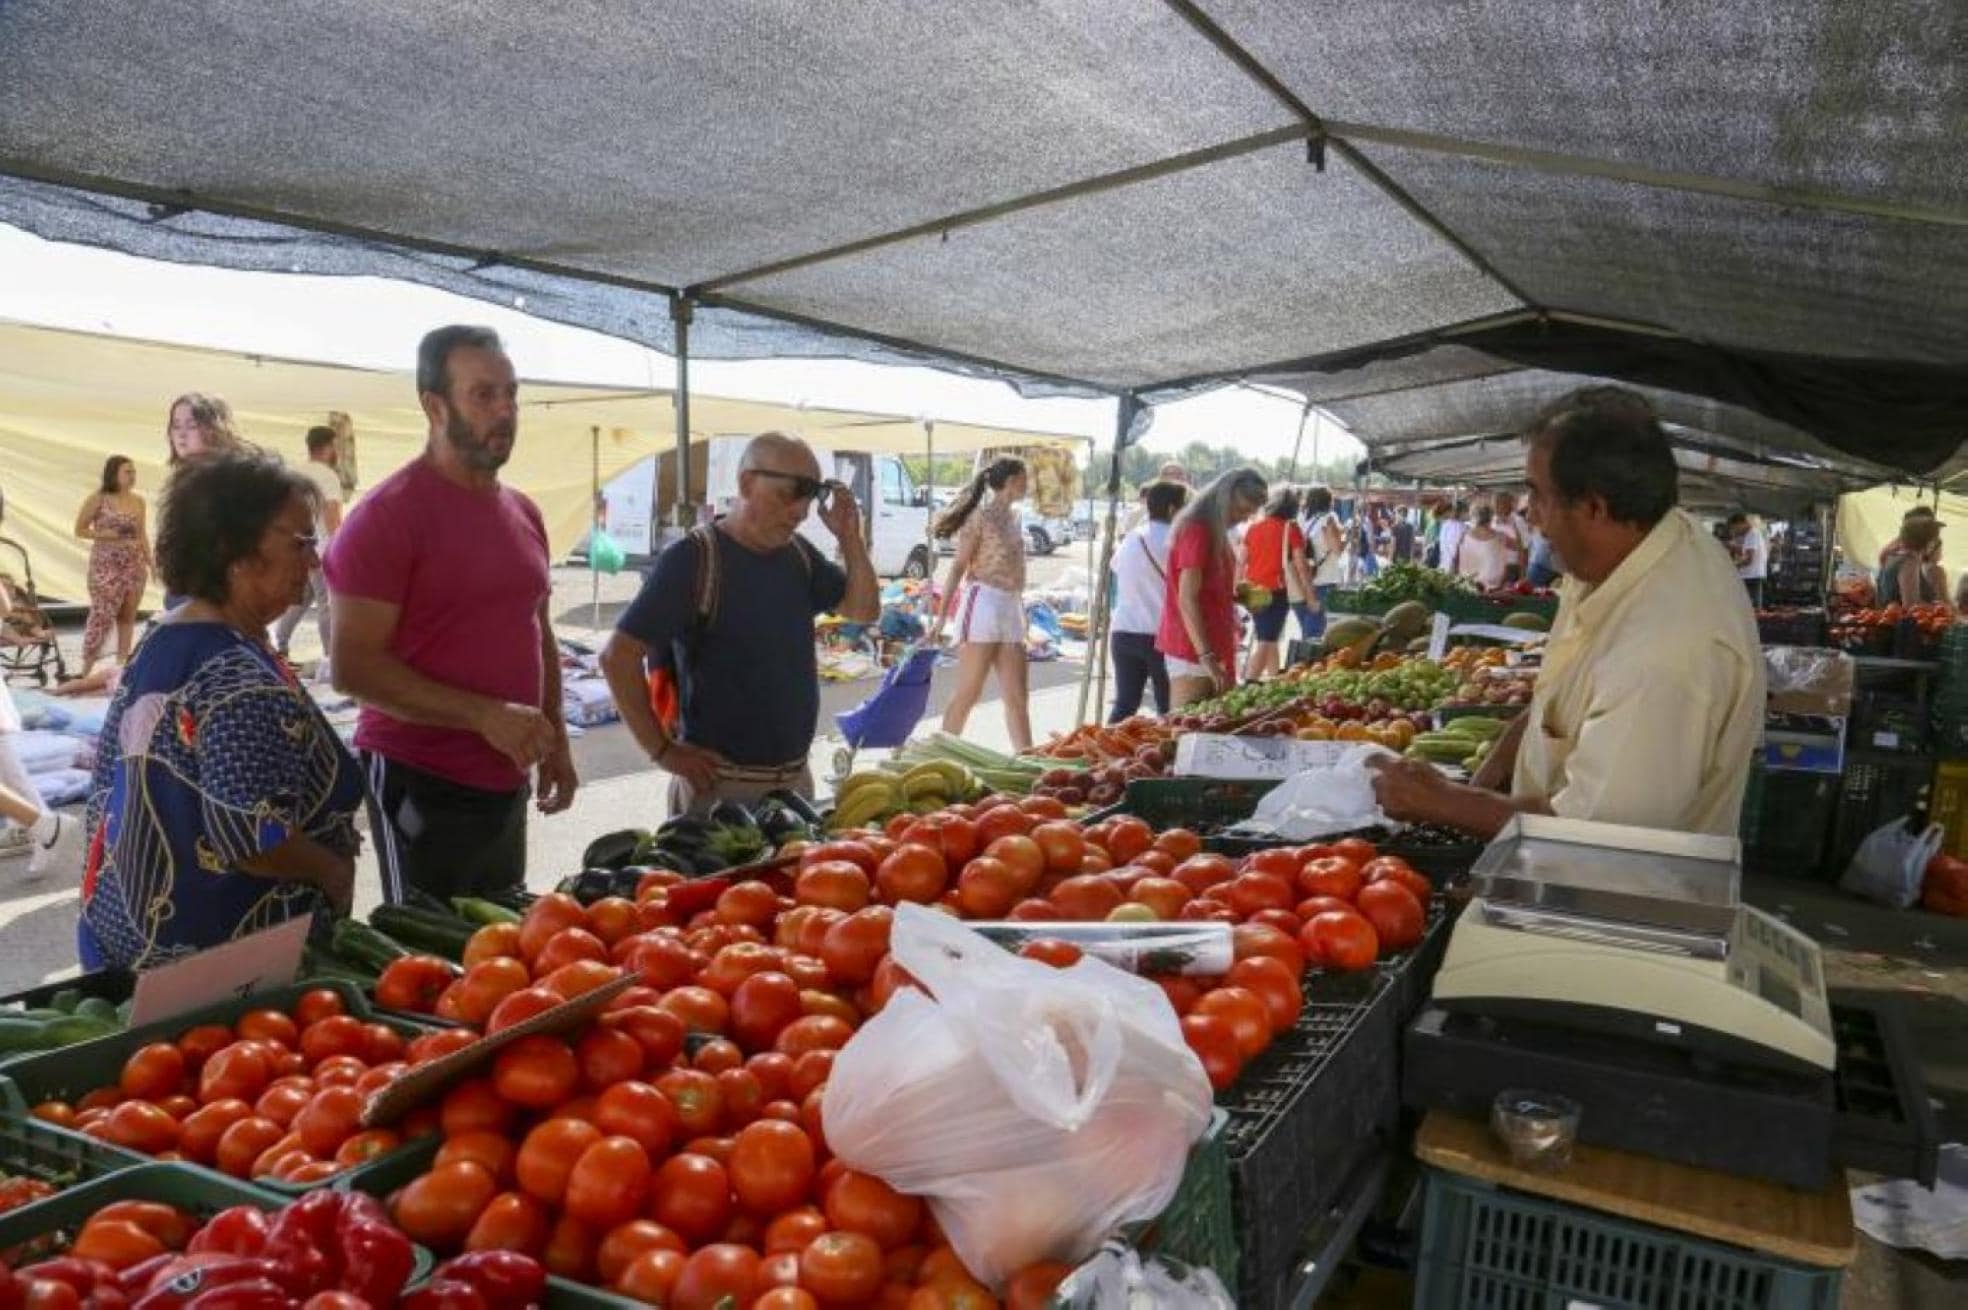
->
[26,813,83,878]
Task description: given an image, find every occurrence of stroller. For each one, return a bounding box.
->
[828,643,941,781]
[0,536,68,687]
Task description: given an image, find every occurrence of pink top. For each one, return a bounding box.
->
[324,458,550,791]
[1156,520,1237,669]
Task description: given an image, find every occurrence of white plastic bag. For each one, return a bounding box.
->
[1053,1242,1234,1309]
[1223,742,1401,841]
[1839,818,1942,909]
[822,906,1214,1291]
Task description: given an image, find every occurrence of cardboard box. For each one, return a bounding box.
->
[1762,715,1846,774]
[1930,760,1968,860]
[1765,646,1855,718]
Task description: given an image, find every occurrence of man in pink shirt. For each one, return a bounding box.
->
[326,326,575,902]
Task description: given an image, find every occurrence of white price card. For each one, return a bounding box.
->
[1174,732,1352,780]
[1426,611,1453,662]
[129,916,309,1028]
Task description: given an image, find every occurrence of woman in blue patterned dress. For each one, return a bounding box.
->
[81,454,363,969]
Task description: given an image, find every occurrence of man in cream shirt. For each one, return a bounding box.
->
[1370,387,1763,837]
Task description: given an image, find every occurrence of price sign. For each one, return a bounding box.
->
[1426,611,1453,662]
[128,917,309,1028]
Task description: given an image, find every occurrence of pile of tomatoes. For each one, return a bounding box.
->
[28,989,478,1185]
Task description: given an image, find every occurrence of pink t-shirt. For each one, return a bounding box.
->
[323,457,550,792]
[1156,520,1237,668]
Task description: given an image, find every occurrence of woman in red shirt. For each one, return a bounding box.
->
[1240,488,1317,682]
[1157,467,1269,708]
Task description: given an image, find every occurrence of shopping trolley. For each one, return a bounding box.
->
[827,642,941,782]
[0,536,68,686]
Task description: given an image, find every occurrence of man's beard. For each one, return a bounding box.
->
[446,411,514,471]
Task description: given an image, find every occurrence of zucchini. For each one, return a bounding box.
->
[302,944,378,985]
[47,988,82,1014]
[369,904,475,961]
[73,997,118,1024]
[37,1015,120,1047]
[333,917,412,974]
[452,897,522,927]
[0,1016,53,1053]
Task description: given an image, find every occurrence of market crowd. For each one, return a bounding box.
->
[0,343,1818,972]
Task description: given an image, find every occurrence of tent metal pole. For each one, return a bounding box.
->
[1286,400,1313,482]
[924,420,936,567]
[1077,395,1139,728]
[590,424,602,634]
[671,295,694,526]
[1086,436,1105,720]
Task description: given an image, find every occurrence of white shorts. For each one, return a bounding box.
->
[955,582,1026,645]
[1166,655,1211,679]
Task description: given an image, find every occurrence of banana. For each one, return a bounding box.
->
[835,772,897,806]
[828,781,898,830]
[900,775,950,804]
[909,797,945,814]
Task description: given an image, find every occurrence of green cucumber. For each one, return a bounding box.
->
[73,997,118,1024]
[38,1015,120,1047]
[333,917,412,973]
[0,1016,53,1053]
[368,905,475,961]
[452,897,522,927]
[48,988,82,1014]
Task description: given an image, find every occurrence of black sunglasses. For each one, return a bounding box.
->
[750,469,841,506]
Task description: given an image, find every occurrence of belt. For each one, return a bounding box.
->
[711,758,808,784]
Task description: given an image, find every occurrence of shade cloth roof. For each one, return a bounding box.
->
[0,1,1962,471]
[0,321,1080,607]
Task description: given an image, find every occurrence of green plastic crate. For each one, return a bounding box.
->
[1139,1109,1236,1291]
[0,978,444,1197]
[344,1137,636,1310]
[0,1109,137,1187]
[1414,1169,1842,1310]
[0,1161,435,1281]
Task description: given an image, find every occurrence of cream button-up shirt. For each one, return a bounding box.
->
[1512,509,1765,835]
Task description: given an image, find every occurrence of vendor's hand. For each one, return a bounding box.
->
[819,483,863,543]
[659,739,725,793]
[1204,657,1232,694]
[475,701,556,770]
[315,855,356,916]
[536,740,579,815]
[1366,753,1457,825]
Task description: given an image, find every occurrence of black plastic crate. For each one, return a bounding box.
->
[1826,755,1935,879]
[1217,982,1400,1308]
[1755,609,1826,647]
[0,969,134,1012]
[1741,766,1837,878]
[1829,993,1941,1186]
[1850,688,1931,753]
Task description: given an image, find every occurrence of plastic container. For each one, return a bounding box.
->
[0,1161,436,1282]
[0,979,443,1197]
[1490,1089,1580,1170]
[0,1107,139,1186]
[1413,1168,1842,1310]
[0,969,134,1013]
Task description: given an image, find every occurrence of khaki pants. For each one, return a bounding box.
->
[668,763,814,819]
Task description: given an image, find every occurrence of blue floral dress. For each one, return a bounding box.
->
[80,621,363,969]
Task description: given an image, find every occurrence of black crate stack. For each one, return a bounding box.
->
[1767,518,1827,606]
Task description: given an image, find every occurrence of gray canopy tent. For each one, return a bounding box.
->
[2,0,1964,718]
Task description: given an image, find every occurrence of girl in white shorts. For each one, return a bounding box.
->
[926,458,1032,751]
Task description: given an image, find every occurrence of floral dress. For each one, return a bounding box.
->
[82,498,148,662]
[79,621,363,969]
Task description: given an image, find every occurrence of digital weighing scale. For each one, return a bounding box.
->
[1430,814,1835,1076]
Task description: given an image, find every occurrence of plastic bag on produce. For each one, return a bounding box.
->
[823,906,1214,1291]
[1839,817,1942,910]
[1053,1243,1234,1309]
[1226,743,1401,841]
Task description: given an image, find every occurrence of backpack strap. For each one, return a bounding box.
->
[688,523,721,647]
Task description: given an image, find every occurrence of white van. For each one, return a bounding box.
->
[592,440,935,579]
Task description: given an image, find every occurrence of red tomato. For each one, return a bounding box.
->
[603,1006,687,1068]
[800,841,880,877]
[492,1036,581,1110]
[1231,921,1305,976]
[1363,857,1434,903]
[1356,880,1425,952]
[1017,938,1083,968]
[576,1026,646,1090]
[775,1016,854,1059]
[983,836,1045,893]
[875,844,949,905]
[1296,895,1354,921]
[798,1231,885,1307]
[1028,822,1088,875]
[1331,837,1379,865]
[795,861,873,912]
[1226,956,1304,1033]
[119,1043,187,1102]
[897,815,979,871]
[716,880,781,929]
[1227,872,1295,917]
[820,907,894,986]
[973,805,1033,845]
[1301,909,1379,971]
[825,1170,924,1250]
[955,857,1021,919]
[1244,848,1301,880]
[655,1069,725,1138]
[595,1080,680,1155]
[1193,987,1271,1060]
[671,1243,763,1310]
[648,1153,733,1243]
[1298,856,1364,902]
[1048,874,1123,921]
[1169,853,1236,897]
[730,971,806,1051]
[564,1136,653,1230]
[1129,877,1191,920]
[1154,827,1202,861]
[729,1119,818,1216]
[516,1117,604,1206]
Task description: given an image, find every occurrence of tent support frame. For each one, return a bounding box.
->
[671,294,694,525]
[1076,394,1140,729]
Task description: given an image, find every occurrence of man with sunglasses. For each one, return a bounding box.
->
[602,432,879,815]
